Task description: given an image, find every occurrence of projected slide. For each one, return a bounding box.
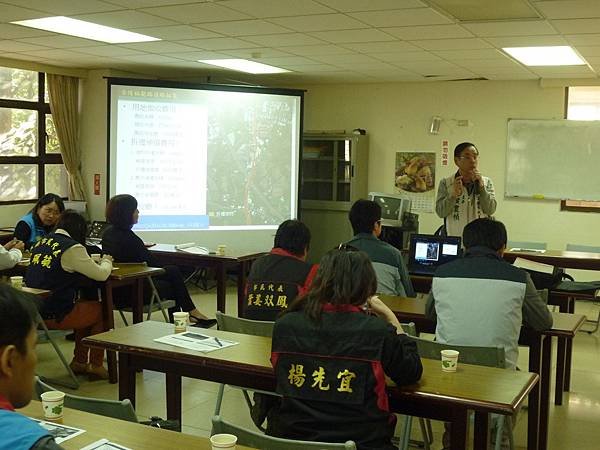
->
[108,82,302,231]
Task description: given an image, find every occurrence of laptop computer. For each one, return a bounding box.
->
[408,234,462,276]
[86,221,110,245]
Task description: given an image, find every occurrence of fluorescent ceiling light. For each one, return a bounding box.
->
[502,46,586,66]
[12,16,160,44]
[199,59,290,74]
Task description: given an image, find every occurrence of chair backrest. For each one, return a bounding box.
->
[566,243,600,253]
[216,311,274,337]
[409,337,506,369]
[400,322,417,337]
[212,415,356,450]
[507,241,547,251]
[35,378,138,423]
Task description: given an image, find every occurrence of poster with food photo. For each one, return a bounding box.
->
[394,152,436,212]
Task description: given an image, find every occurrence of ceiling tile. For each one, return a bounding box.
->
[0,40,50,53]
[452,58,524,70]
[17,35,101,49]
[412,38,492,51]
[20,48,99,59]
[552,18,600,34]
[258,55,320,65]
[102,0,200,7]
[224,47,293,58]
[114,53,183,63]
[199,20,291,36]
[2,0,121,15]
[269,14,366,32]
[0,4,51,22]
[535,0,600,20]
[0,24,51,40]
[433,48,508,60]
[462,20,555,37]
[340,41,420,53]
[119,41,201,53]
[574,46,600,57]
[309,53,380,64]
[281,63,342,72]
[529,65,596,75]
[315,0,425,13]
[482,72,538,80]
[140,3,251,23]
[244,33,324,47]
[429,0,539,21]
[485,35,568,47]
[181,37,261,50]
[283,44,354,56]
[131,25,221,40]
[348,8,452,27]
[371,51,443,62]
[310,29,396,44]
[393,60,465,73]
[383,24,473,40]
[219,0,335,18]
[566,34,600,46]
[335,61,399,71]
[164,50,233,61]
[75,10,177,28]
[73,45,148,57]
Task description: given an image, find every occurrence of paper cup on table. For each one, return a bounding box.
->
[173,311,189,332]
[10,276,23,289]
[91,254,101,263]
[216,245,227,256]
[441,349,459,372]
[210,433,237,449]
[41,391,65,420]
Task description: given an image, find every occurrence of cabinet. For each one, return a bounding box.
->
[300,134,369,262]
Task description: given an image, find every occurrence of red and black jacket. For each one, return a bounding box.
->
[269,305,423,450]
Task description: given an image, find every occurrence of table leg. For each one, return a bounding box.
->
[555,336,567,406]
[539,335,552,450]
[237,260,248,317]
[473,412,490,450]
[216,263,226,313]
[102,284,118,384]
[166,372,182,422]
[132,279,144,324]
[527,333,541,450]
[450,410,468,450]
[565,297,575,391]
[118,353,135,408]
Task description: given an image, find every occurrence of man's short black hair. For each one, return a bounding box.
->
[274,220,311,256]
[0,285,39,354]
[462,218,507,252]
[349,199,381,235]
[454,142,479,158]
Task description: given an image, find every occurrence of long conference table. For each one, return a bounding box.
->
[380,294,586,450]
[150,244,266,314]
[85,320,538,450]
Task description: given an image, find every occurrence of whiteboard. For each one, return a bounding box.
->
[506,119,600,201]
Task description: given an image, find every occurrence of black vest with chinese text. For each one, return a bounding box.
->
[25,232,80,321]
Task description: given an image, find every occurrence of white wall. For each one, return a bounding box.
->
[301,79,600,251]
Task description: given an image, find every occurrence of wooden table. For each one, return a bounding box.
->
[504,249,600,271]
[102,263,165,383]
[18,401,256,450]
[84,321,538,450]
[20,286,51,298]
[150,244,265,314]
[381,295,585,450]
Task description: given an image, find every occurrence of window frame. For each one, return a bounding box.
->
[0,71,64,205]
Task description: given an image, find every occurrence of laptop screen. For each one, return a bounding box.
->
[408,234,462,275]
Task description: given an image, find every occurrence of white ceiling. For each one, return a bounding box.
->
[1,0,600,85]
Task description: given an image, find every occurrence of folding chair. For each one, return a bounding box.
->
[116,277,176,326]
[36,313,79,390]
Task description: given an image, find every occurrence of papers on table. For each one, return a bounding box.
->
[512,257,554,274]
[510,247,546,253]
[154,332,238,353]
[80,439,133,450]
[174,242,209,254]
[32,418,86,444]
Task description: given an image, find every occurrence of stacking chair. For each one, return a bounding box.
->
[116,276,176,326]
[408,337,512,450]
[36,314,79,390]
[35,377,137,422]
[563,244,600,333]
[507,241,547,251]
[211,415,356,450]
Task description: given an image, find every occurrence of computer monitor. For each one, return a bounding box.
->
[408,234,462,275]
[368,192,411,228]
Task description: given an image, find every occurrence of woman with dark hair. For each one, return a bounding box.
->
[25,210,113,380]
[268,249,422,450]
[101,194,216,328]
[14,193,65,248]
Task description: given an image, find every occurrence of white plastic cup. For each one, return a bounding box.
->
[441,349,460,372]
[210,433,237,449]
[10,276,23,289]
[173,311,189,333]
[216,245,227,256]
[41,390,65,420]
[91,254,101,263]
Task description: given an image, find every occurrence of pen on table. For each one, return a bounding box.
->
[214,337,223,347]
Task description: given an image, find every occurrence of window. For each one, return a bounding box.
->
[562,86,600,212]
[0,67,66,204]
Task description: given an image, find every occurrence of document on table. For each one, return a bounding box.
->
[31,419,85,444]
[512,257,554,274]
[154,332,238,353]
[80,439,132,450]
[510,247,546,253]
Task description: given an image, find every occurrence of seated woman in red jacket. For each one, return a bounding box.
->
[101,194,216,328]
[269,248,423,450]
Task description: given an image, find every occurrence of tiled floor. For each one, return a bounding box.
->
[34,285,600,449]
